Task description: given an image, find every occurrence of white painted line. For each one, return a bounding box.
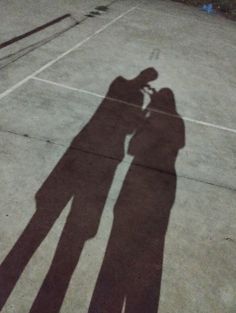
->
[32,76,141,109]
[32,76,236,135]
[0,5,138,101]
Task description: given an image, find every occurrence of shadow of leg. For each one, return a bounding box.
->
[0,209,60,310]
[88,238,126,313]
[29,208,85,313]
[125,240,164,313]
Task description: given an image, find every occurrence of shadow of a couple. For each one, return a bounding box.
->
[0,68,185,313]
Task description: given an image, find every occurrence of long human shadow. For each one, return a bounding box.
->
[88,86,185,313]
[0,68,158,313]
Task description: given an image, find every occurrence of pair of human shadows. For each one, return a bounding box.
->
[0,68,160,313]
[88,87,185,313]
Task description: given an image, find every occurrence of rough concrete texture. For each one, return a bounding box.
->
[0,1,235,313]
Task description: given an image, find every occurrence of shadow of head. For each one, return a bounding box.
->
[148,87,177,115]
[135,67,158,88]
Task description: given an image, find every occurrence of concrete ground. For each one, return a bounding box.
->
[0,0,235,312]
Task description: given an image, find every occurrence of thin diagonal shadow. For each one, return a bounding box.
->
[88,84,185,313]
[0,68,159,313]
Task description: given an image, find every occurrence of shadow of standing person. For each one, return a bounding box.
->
[0,68,158,313]
[88,85,185,313]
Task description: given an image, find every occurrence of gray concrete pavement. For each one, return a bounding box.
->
[0,1,235,313]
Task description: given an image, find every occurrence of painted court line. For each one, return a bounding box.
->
[0,5,138,101]
[32,76,236,135]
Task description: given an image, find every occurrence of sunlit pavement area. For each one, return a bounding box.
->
[0,0,236,312]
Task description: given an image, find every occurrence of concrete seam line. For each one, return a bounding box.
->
[0,5,138,101]
[1,128,235,192]
[32,76,236,135]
